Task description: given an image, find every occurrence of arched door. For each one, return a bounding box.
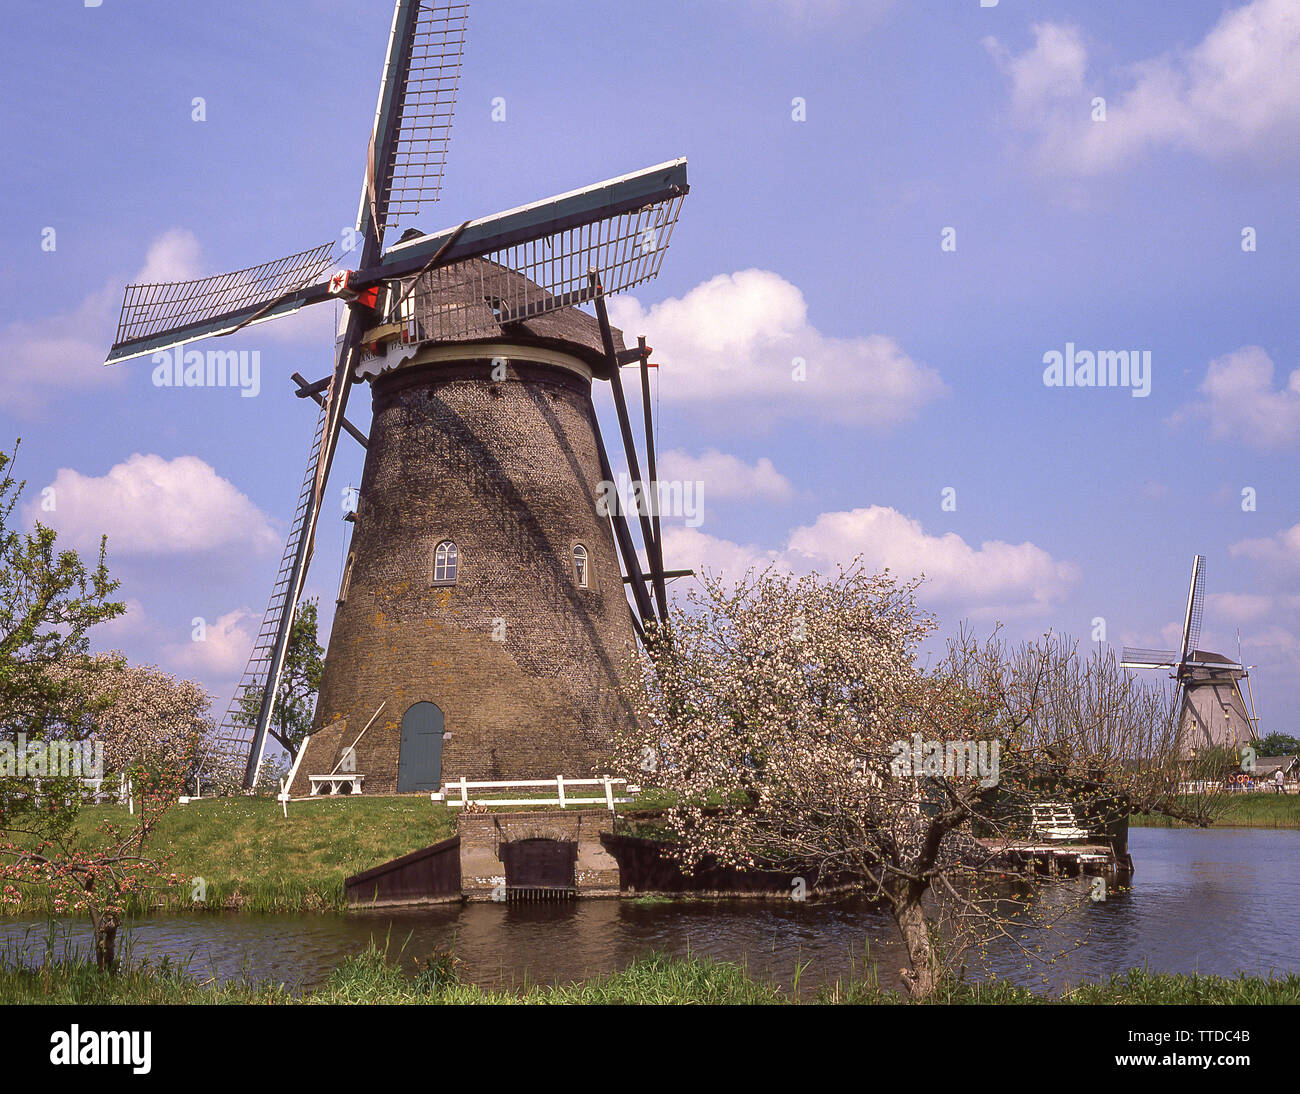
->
[397,701,444,792]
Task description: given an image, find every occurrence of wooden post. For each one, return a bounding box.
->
[603,776,614,812]
[557,775,567,809]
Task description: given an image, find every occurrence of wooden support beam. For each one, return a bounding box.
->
[590,273,668,626]
[637,335,668,622]
[591,406,656,627]
[623,568,694,585]
[291,372,369,449]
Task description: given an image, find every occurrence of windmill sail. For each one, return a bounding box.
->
[202,387,333,783]
[106,242,337,365]
[370,0,468,237]
[1120,647,1178,669]
[375,159,688,342]
[1181,554,1206,663]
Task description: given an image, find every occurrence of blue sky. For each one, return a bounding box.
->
[2,0,1297,732]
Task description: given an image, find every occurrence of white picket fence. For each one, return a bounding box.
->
[434,776,637,811]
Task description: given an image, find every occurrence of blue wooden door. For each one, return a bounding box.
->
[397,701,444,792]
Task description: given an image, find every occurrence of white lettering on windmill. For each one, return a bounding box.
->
[1041,344,1151,398]
[151,348,261,397]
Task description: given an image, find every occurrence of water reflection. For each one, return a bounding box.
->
[1,828,1296,995]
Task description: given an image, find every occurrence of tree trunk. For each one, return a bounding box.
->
[889,882,938,999]
[89,908,120,972]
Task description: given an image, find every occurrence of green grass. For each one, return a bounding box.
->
[2,944,1297,1005]
[2,796,457,916]
[1131,792,1300,829]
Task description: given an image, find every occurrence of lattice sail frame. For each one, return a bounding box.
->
[375,0,468,236]
[112,241,336,355]
[386,193,685,343]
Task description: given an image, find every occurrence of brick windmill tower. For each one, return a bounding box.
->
[102,1,686,793]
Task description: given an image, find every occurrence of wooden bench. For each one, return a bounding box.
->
[308,774,365,796]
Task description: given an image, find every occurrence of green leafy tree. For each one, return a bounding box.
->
[0,441,187,969]
[1255,732,1300,757]
[0,440,123,837]
[234,598,324,762]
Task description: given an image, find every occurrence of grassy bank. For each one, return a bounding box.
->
[3,797,457,915]
[1131,793,1300,829]
[5,789,1295,919]
[2,946,1297,1005]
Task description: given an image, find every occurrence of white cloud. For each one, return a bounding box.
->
[1172,345,1300,449]
[0,229,331,413]
[1230,523,1300,569]
[135,228,205,285]
[162,608,257,677]
[657,448,795,502]
[986,0,1300,175]
[0,230,205,415]
[29,453,280,557]
[663,505,1079,618]
[609,270,946,427]
[1208,591,1276,624]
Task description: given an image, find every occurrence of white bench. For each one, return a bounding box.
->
[1031,802,1090,842]
[308,774,365,796]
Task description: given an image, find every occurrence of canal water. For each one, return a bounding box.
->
[2,827,1297,995]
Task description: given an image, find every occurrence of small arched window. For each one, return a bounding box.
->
[433,540,459,584]
[338,551,356,603]
[573,544,589,588]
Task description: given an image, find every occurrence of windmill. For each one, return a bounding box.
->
[104,1,688,792]
[1120,555,1259,757]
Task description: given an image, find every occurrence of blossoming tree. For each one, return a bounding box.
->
[616,564,1227,998]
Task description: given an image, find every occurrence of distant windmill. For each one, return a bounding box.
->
[1121,555,1259,756]
[103,1,688,792]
